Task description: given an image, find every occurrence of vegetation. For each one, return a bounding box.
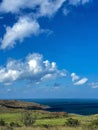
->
[0,119,5,126]
[1,110,98,130]
[66,118,79,127]
[1,100,98,129]
[21,111,36,127]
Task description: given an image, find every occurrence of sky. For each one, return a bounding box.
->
[0,0,98,99]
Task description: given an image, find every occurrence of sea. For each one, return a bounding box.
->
[19,99,98,115]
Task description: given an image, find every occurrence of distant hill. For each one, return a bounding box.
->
[0,100,49,110]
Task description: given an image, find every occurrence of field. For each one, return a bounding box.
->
[0,110,98,130]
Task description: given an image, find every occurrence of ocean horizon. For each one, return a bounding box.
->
[13,98,98,115]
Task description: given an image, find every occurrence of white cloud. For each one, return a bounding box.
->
[0,0,65,17]
[37,0,65,17]
[0,0,91,15]
[71,72,88,86]
[71,72,80,81]
[0,69,20,83]
[69,0,90,5]
[0,0,65,49]
[0,16,41,49]
[74,78,88,85]
[0,0,26,13]
[0,0,92,50]
[89,82,98,89]
[62,0,91,15]
[41,74,53,81]
[0,53,66,85]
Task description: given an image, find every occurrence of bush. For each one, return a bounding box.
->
[10,122,20,127]
[0,119,5,126]
[66,118,79,127]
[91,119,98,127]
[87,119,98,130]
[21,111,36,126]
[43,124,49,128]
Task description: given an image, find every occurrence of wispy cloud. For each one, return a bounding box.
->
[69,0,91,5]
[0,17,41,49]
[0,0,92,49]
[89,82,98,89]
[0,0,65,17]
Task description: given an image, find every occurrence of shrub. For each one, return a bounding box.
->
[10,122,20,127]
[0,119,5,126]
[86,119,98,130]
[91,119,98,127]
[66,118,79,127]
[21,111,36,126]
[43,124,49,128]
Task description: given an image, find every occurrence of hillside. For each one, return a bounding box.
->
[0,100,49,110]
[0,100,98,130]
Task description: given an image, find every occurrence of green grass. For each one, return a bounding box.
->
[0,113,21,124]
[0,113,67,126]
[35,118,66,126]
[0,110,98,130]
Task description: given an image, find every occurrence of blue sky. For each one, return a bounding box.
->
[0,0,98,99]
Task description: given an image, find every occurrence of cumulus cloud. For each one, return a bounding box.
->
[0,17,41,49]
[0,53,66,85]
[74,78,88,85]
[71,72,80,81]
[0,69,20,83]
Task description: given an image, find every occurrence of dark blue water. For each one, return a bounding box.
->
[19,99,98,115]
